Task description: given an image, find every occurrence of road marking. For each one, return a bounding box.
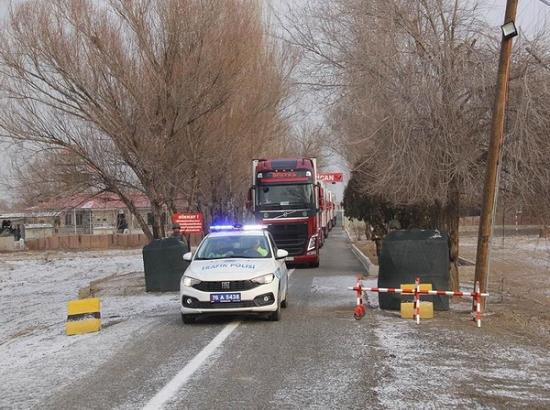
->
[143,321,240,410]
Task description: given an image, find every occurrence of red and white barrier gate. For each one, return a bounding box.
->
[349,277,488,327]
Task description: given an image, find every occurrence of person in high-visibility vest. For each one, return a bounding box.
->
[254,238,268,257]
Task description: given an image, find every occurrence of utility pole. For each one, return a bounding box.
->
[474,0,519,311]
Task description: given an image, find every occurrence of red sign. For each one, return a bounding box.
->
[172,212,204,234]
[318,173,344,183]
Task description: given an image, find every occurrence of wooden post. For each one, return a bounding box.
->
[474,0,518,311]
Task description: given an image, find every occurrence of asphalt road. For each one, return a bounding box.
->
[40,228,378,409]
[34,228,550,409]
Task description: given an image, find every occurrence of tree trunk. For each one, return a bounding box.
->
[446,182,461,292]
[125,199,153,241]
[151,202,165,239]
[364,222,373,240]
[111,187,154,241]
[187,166,199,212]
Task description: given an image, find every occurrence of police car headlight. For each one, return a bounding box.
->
[251,273,274,284]
[182,276,201,287]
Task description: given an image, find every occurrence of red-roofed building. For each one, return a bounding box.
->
[2,192,188,239]
[28,193,156,236]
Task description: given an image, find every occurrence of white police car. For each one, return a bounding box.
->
[179,225,289,323]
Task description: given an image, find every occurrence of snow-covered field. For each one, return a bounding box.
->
[461,234,550,268]
[0,250,179,409]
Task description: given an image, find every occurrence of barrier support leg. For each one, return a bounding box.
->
[474,281,481,328]
[414,277,420,325]
[353,277,366,320]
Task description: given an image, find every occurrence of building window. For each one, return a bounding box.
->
[65,213,73,226]
[76,213,84,226]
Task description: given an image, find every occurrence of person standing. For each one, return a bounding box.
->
[171,223,183,240]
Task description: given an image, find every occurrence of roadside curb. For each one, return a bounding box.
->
[351,243,373,275]
[79,271,145,298]
[343,227,374,275]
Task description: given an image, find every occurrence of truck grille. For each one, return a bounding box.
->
[268,223,308,256]
[193,281,258,292]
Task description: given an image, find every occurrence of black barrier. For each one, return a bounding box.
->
[378,229,450,311]
[143,237,190,292]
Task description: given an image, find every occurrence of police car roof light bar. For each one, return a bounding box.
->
[209,224,268,232]
[242,224,268,231]
[209,225,235,232]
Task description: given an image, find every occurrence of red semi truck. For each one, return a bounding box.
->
[249,158,322,267]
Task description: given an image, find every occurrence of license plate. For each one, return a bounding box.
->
[210,293,241,303]
[286,256,294,261]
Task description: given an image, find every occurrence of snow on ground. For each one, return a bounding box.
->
[2,239,550,408]
[0,250,179,409]
[355,276,550,408]
[372,315,550,409]
[461,235,550,269]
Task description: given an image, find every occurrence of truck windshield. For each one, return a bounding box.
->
[257,184,314,209]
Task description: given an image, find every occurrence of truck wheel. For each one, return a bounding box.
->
[310,260,320,268]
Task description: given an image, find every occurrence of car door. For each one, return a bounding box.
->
[268,232,287,297]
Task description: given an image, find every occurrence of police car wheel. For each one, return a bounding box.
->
[268,302,281,321]
[181,313,196,324]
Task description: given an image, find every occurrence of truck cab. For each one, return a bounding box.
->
[250,158,321,267]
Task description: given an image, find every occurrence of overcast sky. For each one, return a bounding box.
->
[485,0,550,30]
[0,0,549,205]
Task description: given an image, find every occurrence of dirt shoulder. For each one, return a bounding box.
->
[352,234,550,349]
[459,235,550,347]
[354,240,378,265]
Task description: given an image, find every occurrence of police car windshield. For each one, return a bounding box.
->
[195,234,272,260]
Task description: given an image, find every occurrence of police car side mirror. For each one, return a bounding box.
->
[183,252,193,261]
[276,249,288,259]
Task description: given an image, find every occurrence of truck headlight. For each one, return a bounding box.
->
[182,276,201,287]
[251,273,274,284]
[307,235,318,251]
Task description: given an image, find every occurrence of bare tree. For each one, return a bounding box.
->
[283,0,550,289]
[0,0,292,239]
[283,122,331,167]
[499,34,550,224]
